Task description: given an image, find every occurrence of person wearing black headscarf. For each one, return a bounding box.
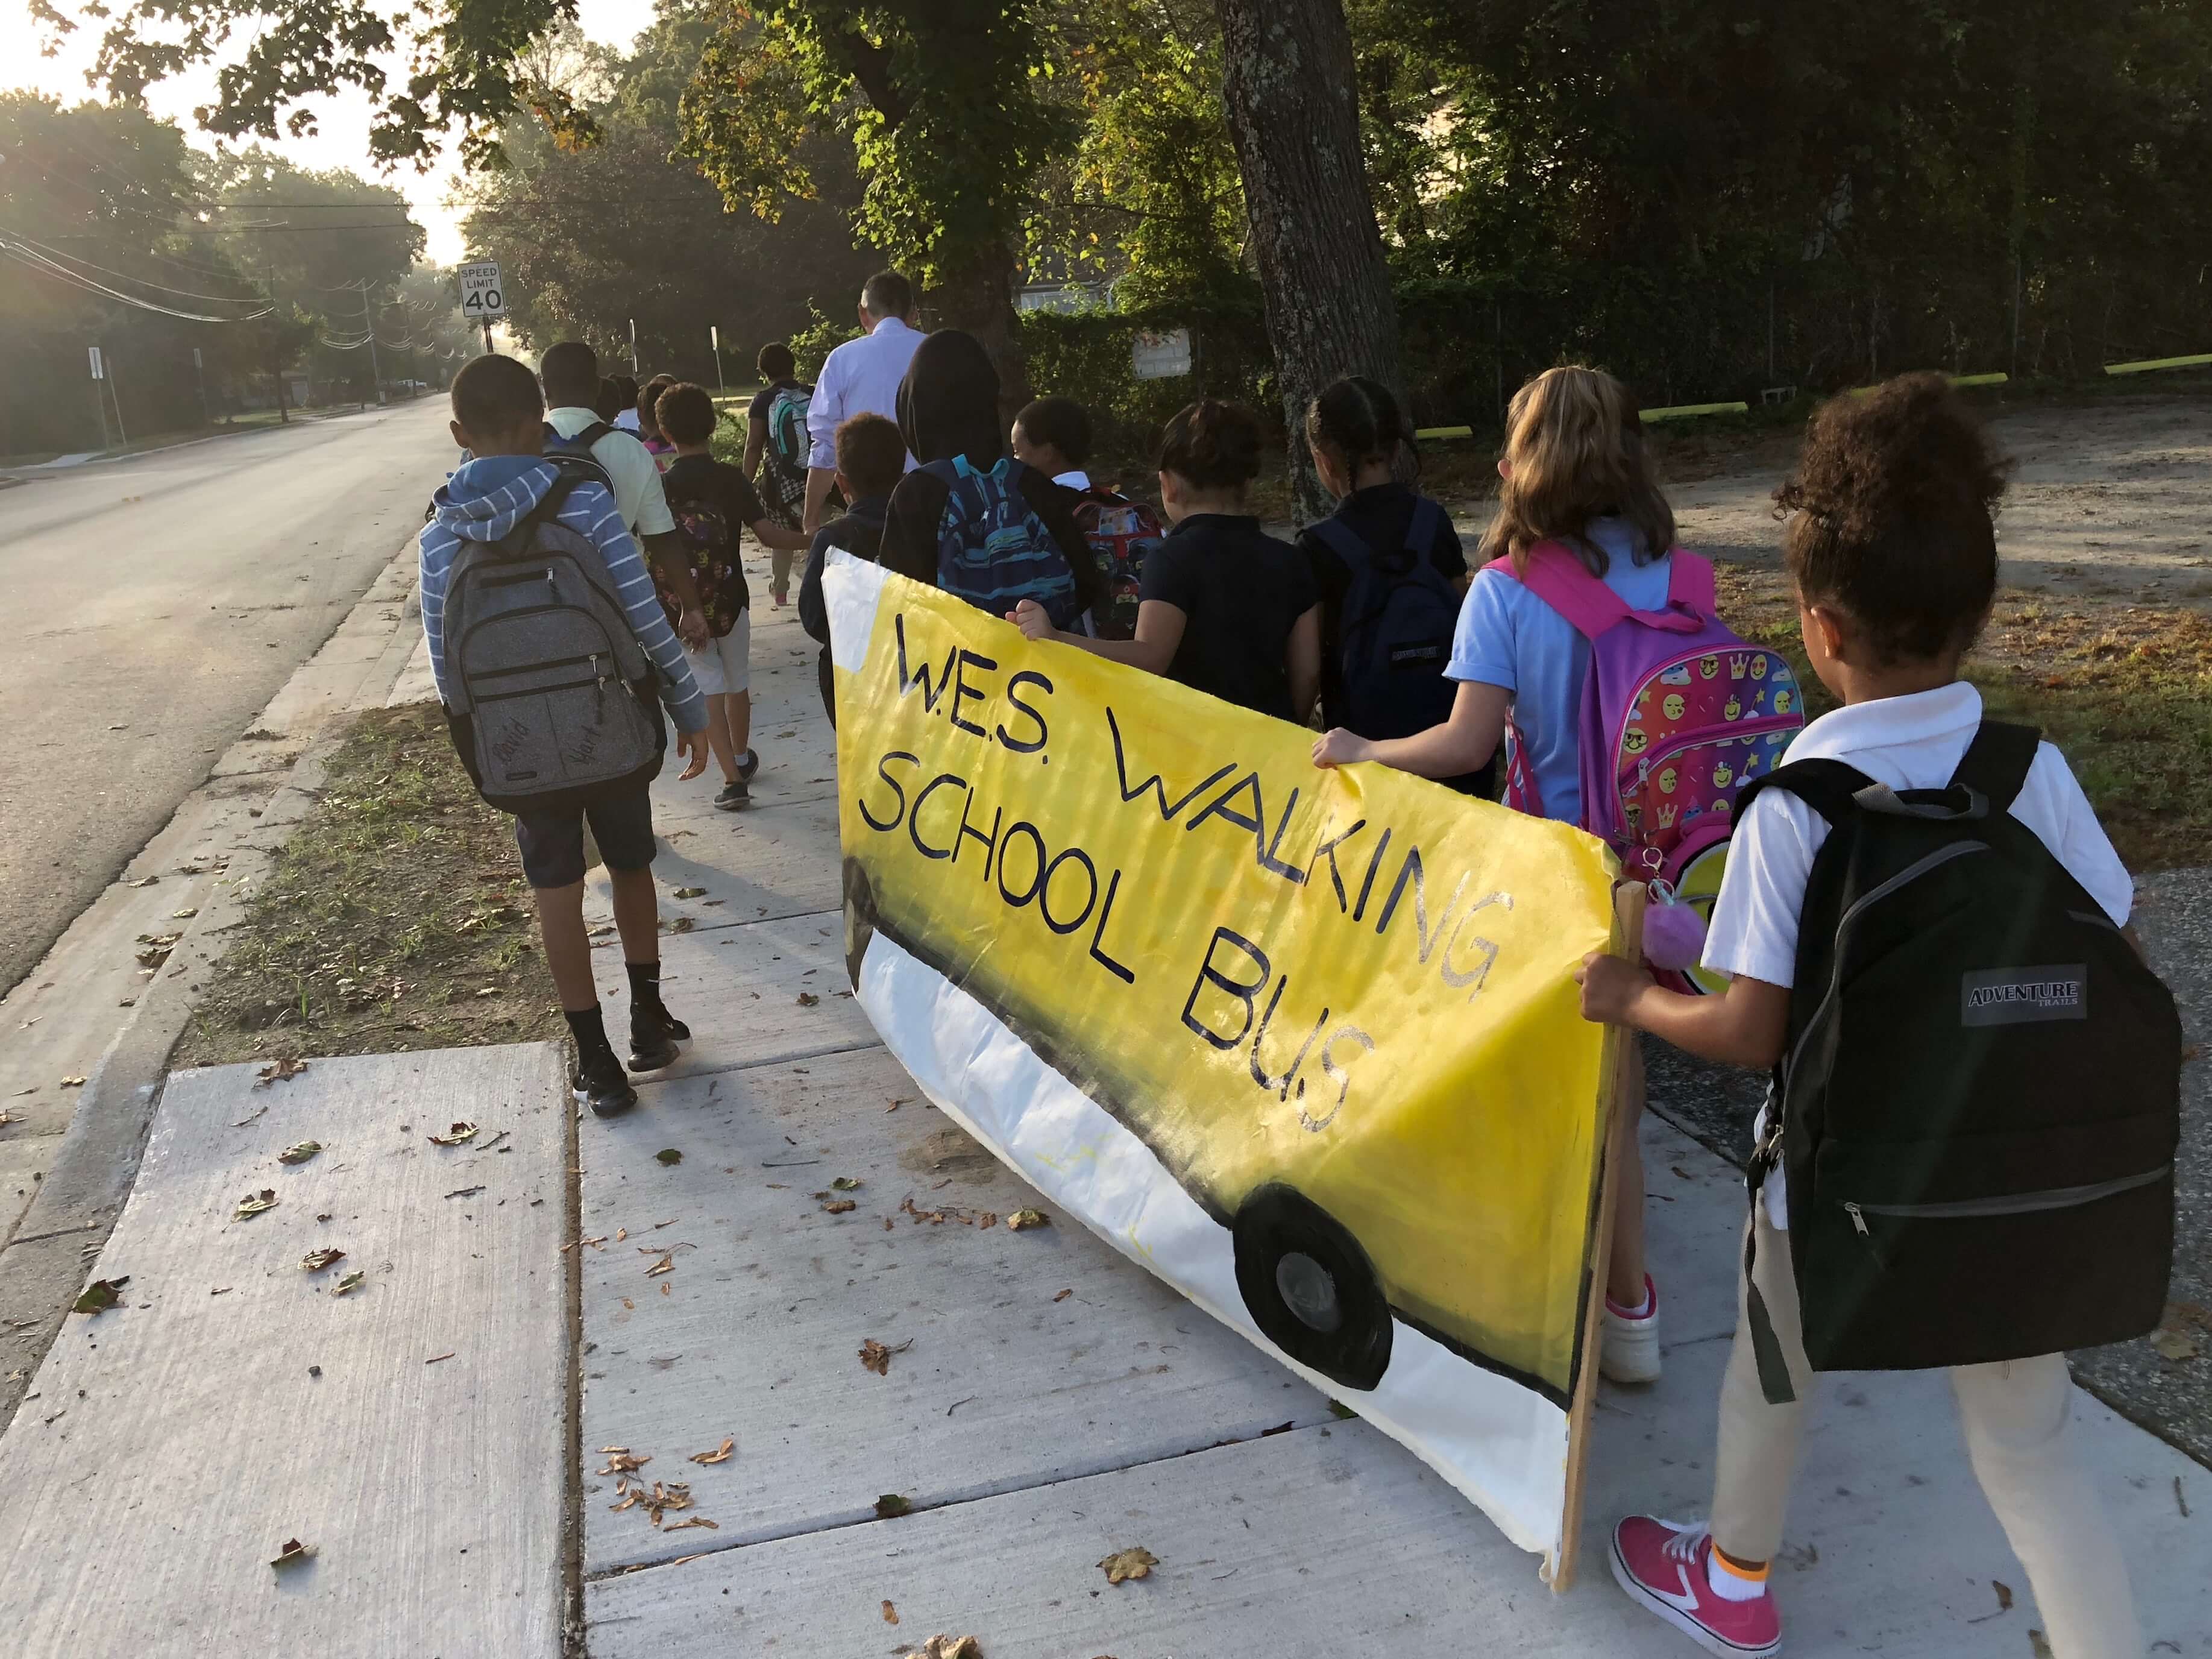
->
[879,329,1101,617]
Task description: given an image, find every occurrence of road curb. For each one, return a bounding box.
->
[0,535,424,1428]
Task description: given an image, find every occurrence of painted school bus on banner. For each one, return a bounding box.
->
[825,561,1623,1421]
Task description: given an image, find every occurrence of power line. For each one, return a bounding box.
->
[0,241,275,322]
[0,225,268,306]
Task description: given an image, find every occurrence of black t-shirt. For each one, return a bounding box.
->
[1295,482,1468,726]
[661,454,767,631]
[1140,514,1319,722]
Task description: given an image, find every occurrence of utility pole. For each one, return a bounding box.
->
[360,280,385,407]
[105,348,128,447]
[192,345,211,426]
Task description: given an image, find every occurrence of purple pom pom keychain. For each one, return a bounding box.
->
[1642,877,1708,971]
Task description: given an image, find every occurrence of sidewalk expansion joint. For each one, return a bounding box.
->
[1,1222,104,1250]
[580,1411,1342,1584]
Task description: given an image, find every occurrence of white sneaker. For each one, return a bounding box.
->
[1601,1275,1662,1384]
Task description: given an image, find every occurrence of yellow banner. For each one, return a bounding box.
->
[834,570,1619,1405]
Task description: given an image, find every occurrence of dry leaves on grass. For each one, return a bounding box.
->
[859,1337,913,1376]
[300,1248,345,1273]
[72,1277,128,1315]
[277,1141,321,1165]
[235,1188,279,1220]
[427,1121,477,1145]
[256,1057,309,1088]
[688,1437,734,1465]
[1098,1546,1157,1585]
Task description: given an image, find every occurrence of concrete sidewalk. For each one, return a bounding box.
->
[4,564,2201,1657]
[558,591,2208,1654]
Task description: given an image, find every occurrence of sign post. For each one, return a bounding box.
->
[458,261,506,354]
[88,345,112,452]
[711,324,724,392]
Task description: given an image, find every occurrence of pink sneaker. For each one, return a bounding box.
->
[1609,1516,1782,1658]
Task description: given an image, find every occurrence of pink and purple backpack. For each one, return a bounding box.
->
[1486,542,1805,992]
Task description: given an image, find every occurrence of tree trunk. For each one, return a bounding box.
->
[1214,0,1403,526]
[926,236,1032,438]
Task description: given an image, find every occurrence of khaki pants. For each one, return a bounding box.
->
[1711,1200,2143,1659]
[770,546,795,599]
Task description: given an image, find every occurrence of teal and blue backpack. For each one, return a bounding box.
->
[925,455,1083,629]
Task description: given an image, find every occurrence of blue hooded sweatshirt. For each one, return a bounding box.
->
[418,455,706,735]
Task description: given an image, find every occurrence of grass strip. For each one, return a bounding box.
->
[176,705,564,1068]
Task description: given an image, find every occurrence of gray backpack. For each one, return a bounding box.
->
[441,477,665,812]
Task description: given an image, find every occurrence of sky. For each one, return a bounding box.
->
[1,0,659,266]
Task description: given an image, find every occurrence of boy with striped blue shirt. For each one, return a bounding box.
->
[419,355,709,1117]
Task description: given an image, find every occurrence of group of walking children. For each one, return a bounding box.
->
[423,316,2173,1658]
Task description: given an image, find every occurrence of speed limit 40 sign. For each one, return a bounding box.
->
[458,261,507,321]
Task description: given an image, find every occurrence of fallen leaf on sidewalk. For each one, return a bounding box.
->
[269,1538,315,1570]
[795,991,819,1007]
[688,1438,734,1465]
[72,1277,129,1315]
[560,1235,609,1253]
[831,1176,862,1191]
[1099,1547,1157,1585]
[859,1337,913,1376]
[235,1189,279,1220]
[172,907,198,919]
[662,1516,718,1532]
[123,876,159,888]
[821,1198,856,1214]
[2029,1631,2055,1659]
[668,917,696,934]
[60,1076,86,1089]
[1006,1209,1050,1232]
[614,1227,628,1241]
[1992,1581,2014,1611]
[256,1057,308,1087]
[1054,1288,1072,1302]
[2150,1327,2201,1362]
[427,1121,477,1145]
[873,1493,912,1519]
[644,1252,675,1277]
[300,1248,345,1273]
[599,1450,650,1475]
[656,1148,682,1165]
[922,1635,981,1659]
[882,1601,899,1625]
[673,887,708,899]
[277,1141,322,1165]
[331,1271,365,1297]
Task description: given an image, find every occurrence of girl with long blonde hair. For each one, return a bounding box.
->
[1315,364,1680,1385]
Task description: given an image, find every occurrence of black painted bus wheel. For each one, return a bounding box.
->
[1232,1183,1392,1391]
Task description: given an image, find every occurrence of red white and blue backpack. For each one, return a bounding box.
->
[1486,543,1805,991]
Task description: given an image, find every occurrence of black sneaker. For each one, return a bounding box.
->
[629,1006,688,1072]
[714,779,750,811]
[735,748,760,783]
[573,1048,638,1117]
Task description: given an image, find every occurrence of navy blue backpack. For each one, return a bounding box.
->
[925,455,1084,629]
[1309,497,1460,737]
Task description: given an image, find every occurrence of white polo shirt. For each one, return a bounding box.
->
[1702,679,2133,1226]
[804,316,923,471]
[546,406,674,538]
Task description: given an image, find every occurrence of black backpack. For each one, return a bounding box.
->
[1308,499,1460,737]
[1737,721,2178,1402]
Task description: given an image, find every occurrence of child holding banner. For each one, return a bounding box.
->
[1577,374,2144,1659]
[1313,365,1674,1385]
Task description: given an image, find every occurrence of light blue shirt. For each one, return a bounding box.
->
[1445,518,1671,825]
[804,315,923,471]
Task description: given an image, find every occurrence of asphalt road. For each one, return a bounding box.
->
[0,403,456,997]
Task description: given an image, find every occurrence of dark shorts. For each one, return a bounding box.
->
[513,787,657,890]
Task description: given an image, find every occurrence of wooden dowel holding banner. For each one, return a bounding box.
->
[1547,878,1648,1593]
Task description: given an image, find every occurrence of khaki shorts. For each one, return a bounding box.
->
[685,610,751,696]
